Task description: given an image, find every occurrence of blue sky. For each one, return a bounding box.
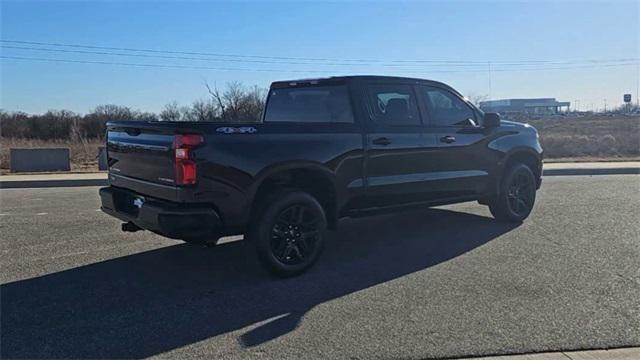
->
[1,0,638,114]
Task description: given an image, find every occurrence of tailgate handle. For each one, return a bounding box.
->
[372,137,392,146]
[125,128,141,136]
[440,135,456,144]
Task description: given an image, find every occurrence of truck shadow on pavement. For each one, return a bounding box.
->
[2,208,518,358]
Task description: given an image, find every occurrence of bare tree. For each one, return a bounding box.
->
[135,112,158,121]
[190,100,218,122]
[92,104,133,121]
[0,81,267,141]
[204,81,265,122]
[160,102,182,121]
[205,81,226,120]
[239,85,267,122]
[222,81,245,121]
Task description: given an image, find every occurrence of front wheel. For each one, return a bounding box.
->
[488,163,537,222]
[248,191,327,277]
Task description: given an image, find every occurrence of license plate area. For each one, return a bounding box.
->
[113,192,142,217]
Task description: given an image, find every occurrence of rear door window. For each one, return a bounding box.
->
[263,85,354,123]
[368,84,420,126]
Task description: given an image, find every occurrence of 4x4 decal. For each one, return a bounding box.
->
[216,127,257,134]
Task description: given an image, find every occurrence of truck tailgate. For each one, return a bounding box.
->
[107,126,177,186]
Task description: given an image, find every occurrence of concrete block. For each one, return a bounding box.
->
[10,148,71,173]
[98,147,108,171]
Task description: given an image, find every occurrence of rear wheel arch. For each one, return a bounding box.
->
[250,165,338,230]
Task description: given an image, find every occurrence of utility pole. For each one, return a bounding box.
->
[487,61,492,100]
[603,98,607,113]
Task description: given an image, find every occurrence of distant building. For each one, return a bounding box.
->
[479,98,570,115]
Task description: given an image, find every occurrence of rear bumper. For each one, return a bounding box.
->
[99,186,221,240]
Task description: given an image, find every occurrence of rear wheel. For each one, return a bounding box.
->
[489,163,537,222]
[248,190,327,277]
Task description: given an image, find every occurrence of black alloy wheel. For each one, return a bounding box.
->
[249,190,327,277]
[489,163,537,222]
[270,204,321,265]
[506,170,535,217]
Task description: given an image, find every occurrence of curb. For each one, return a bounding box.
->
[0,167,638,189]
[0,178,109,189]
[542,167,640,176]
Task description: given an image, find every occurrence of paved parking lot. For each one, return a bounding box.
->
[1,175,639,359]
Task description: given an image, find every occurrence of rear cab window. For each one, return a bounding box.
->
[263,84,354,123]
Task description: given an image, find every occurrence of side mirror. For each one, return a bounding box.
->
[483,112,501,128]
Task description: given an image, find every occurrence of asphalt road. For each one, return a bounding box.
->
[1,175,639,359]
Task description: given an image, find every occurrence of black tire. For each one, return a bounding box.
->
[248,190,327,277]
[489,163,537,223]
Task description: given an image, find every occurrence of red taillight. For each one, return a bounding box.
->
[175,134,203,186]
[176,159,197,185]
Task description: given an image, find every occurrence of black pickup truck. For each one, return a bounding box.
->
[100,75,542,276]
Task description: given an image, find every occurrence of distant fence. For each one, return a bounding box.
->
[10,148,71,173]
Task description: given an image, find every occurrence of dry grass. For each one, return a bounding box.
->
[527,115,639,159]
[0,137,104,172]
[1,115,638,172]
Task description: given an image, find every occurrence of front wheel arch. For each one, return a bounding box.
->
[490,149,542,197]
[503,150,542,179]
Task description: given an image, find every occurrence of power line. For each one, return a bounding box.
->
[0,45,487,68]
[2,39,638,66]
[2,55,638,74]
[3,45,638,70]
[1,45,365,67]
[0,39,396,63]
[0,55,486,73]
[0,55,338,73]
[489,61,639,72]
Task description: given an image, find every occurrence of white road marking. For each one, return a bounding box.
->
[217,235,244,244]
[35,212,48,216]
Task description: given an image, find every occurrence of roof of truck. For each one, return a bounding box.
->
[270,75,455,91]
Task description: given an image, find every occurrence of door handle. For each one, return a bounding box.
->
[372,137,392,146]
[440,135,456,144]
